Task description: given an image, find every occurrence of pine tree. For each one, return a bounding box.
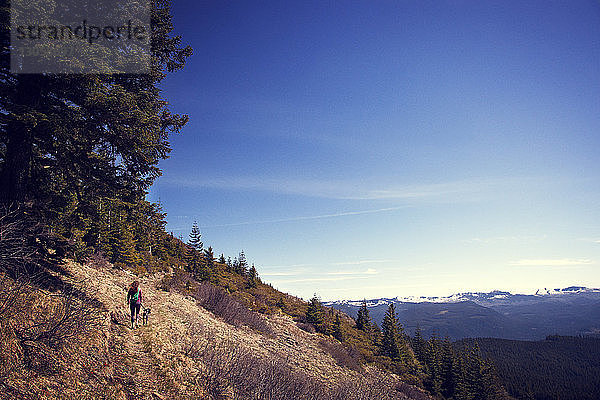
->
[276,296,286,312]
[114,216,140,267]
[381,303,400,358]
[188,222,203,251]
[466,342,485,399]
[453,354,470,400]
[440,337,457,398]
[424,335,443,395]
[355,299,372,331]
[306,295,328,334]
[0,0,193,266]
[204,246,215,268]
[412,325,427,362]
[247,264,258,288]
[237,250,248,275]
[380,303,413,370]
[187,222,203,274]
[333,314,344,342]
[218,254,226,264]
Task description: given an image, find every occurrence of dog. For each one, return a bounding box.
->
[141,307,151,326]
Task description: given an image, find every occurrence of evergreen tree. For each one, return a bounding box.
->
[306,295,328,334]
[380,303,413,369]
[187,222,203,273]
[453,355,470,400]
[188,222,203,251]
[0,0,193,263]
[237,250,248,275]
[440,337,456,398]
[247,264,258,288]
[218,254,226,264]
[276,296,286,312]
[355,299,372,331]
[204,246,215,268]
[424,334,443,395]
[412,325,427,362]
[333,314,344,342]
[466,342,485,399]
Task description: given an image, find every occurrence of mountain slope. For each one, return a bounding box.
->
[0,261,429,400]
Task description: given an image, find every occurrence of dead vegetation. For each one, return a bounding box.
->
[160,270,272,334]
[184,324,428,400]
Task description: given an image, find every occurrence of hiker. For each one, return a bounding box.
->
[126,280,143,329]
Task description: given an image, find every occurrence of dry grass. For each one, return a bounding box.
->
[159,270,272,334]
[0,259,430,400]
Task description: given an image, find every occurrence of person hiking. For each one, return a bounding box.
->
[126,280,143,329]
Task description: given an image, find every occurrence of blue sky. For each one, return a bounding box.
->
[149,0,600,301]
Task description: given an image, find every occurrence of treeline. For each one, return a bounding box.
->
[0,0,192,273]
[413,330,507,400]
[457,336,600,400]
[304,298,509,400]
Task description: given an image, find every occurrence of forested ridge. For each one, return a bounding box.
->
[456,336,600,400]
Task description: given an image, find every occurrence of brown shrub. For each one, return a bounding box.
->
[193,281,272,335]
[0,271,106,398]
[158,269,272,335]
[184,330,420,400]
[319,338,363,372]
[296,321,316,334]
[157,269,196,293]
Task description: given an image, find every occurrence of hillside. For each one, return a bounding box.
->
[455,336,600,400]
[0,260,429,400]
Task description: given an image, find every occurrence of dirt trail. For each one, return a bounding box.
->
[64,262,210,399]
[59,261,419,400]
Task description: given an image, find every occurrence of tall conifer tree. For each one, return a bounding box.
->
[381,303,414,370]
[187,222,203,273]
[355,299,372,331]
[0,0,192,262]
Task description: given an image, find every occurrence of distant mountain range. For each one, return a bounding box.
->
[326,287,600,340]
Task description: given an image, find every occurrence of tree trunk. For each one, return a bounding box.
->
[0,76,40,203]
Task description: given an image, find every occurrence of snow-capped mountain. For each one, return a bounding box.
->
[326,287,600,340]
[326,286,600,308]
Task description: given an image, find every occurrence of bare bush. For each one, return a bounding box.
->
[0,271,103,384]
[193,282,272,335]
[296,321,316,334]
[183,328,420,400]
[158,270,272,335]
[0,205,42,275]
[319,338,363,372]
[85,251,111,270]
[15,282,102,350]
[157,269,195,292]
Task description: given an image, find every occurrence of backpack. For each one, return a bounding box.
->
[131,288,140,304]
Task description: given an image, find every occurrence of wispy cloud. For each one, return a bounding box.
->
[510,258,594,266]
[327,268,378,276]
[465,235,547,244]
[262,259,396,270]
[330,259,396,266]
[270,275,372,284]
[579,238,600,244]
[160,176,518,201]
[197,207,409,228]
[260,271,301,277]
